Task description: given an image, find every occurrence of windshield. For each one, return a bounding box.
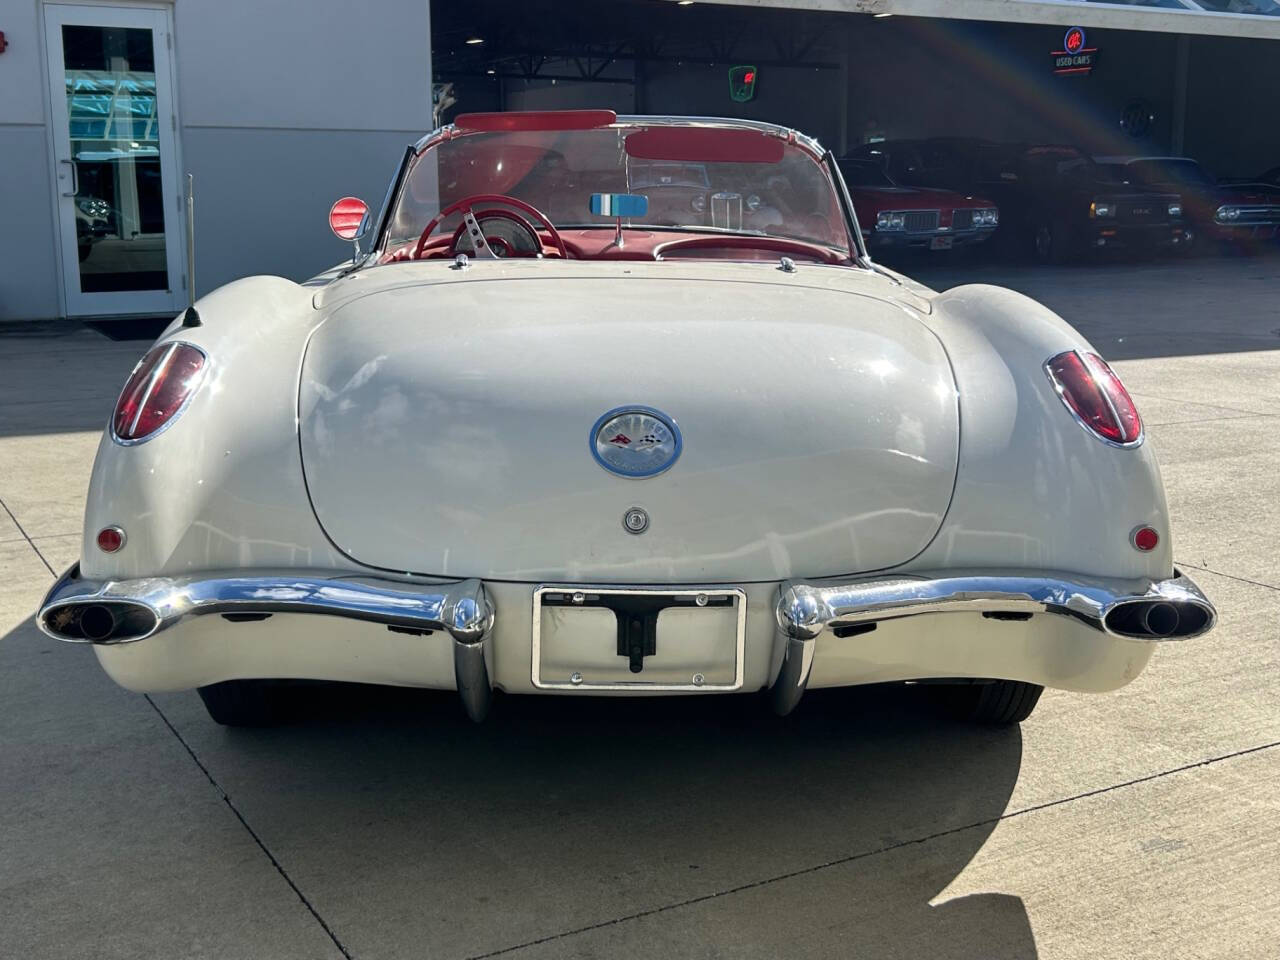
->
[1023,146,1100,184]
[1117,159,1217,189]
[837,159,895,188]
[384,121,851,258]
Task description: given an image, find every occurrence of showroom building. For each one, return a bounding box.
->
[1,0,432,322]
[3,0,1279,322]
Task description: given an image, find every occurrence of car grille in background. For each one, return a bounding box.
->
[1119,202,1163,224]
[1232,206,1280,224]
[951,209,973,230]
[903,210,940,233]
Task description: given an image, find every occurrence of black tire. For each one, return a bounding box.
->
[78,242,92,262]
[197,679,287,726]
[933,680,1044,725]
[1033,220,1076,265]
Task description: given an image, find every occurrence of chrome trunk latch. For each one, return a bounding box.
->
[622,507,649,534]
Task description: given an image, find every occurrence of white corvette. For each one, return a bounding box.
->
[39,111,1215,727]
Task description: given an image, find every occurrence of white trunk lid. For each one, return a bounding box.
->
[299,270,958,582]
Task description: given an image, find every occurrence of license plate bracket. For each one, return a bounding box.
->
[930,235,954,250]
[532,586,747,691]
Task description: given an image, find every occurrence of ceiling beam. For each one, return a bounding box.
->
[665,0,1280,41]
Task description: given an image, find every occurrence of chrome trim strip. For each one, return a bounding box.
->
[350,143,416,274]
[37,564,495,646]
[774,569,1216,643]
[531,585,747,692]
[127,342,176,436]
[413,116,825,159]
[825,147,869,263]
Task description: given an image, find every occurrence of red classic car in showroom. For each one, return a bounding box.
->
[836,158,998,252]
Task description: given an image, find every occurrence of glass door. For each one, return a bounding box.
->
[45,4,184,316]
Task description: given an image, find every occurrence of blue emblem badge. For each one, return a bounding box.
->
[590,406,682,478]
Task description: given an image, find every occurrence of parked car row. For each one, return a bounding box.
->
[836,159,999,253]
[843,137,1280,262]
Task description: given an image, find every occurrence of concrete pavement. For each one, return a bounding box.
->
[1,256,1278,958]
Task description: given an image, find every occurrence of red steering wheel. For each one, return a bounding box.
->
[415,194,568,260]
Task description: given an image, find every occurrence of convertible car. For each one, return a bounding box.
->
[39,111,1216,728]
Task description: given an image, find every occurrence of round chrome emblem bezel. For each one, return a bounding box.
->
[589,405,682,479]
[622,507,650,534]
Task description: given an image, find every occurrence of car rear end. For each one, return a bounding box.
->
[37,264,1216,725]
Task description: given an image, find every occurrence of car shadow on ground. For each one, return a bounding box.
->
[186,682,1039,958]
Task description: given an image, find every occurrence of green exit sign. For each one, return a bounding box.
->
[729,65,758,102]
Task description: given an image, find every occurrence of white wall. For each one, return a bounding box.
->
[0,0,61,319]
[0,0,433,320]
[172,0,433,296]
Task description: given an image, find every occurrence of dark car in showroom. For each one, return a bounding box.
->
[836,158,998,253]
[1096,156,1280,247]
[847,137,997,194]
[850,139,1188,262]
[1240,165,1280,189]
[1008,146,1188,263]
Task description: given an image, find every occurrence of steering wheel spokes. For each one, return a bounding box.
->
[415,194,568,260]
[460,208,500,259]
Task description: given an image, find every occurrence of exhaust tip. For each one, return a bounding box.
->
[78,604,117,642]
[1140,602,1180,638]
[40,600,159,644]
[1104,599,1213,640]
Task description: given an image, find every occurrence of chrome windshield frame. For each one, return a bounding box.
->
[824,148,870,263]
[364,115,868,266]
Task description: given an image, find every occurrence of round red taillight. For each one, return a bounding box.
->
[113,342,206,443]
[1131,526,1159,552]
[96,526,125,553]
[1044,350,1142,446]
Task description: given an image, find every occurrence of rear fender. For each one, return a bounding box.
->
[911,284,1171,580]
[81,276,346,580]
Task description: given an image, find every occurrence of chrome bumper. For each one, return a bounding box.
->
[39,565,1214,721]
[769,569,1215,715]
[37,564,496,721]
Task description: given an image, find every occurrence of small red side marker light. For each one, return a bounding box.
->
[1131,526,1159,552]
[97,526,125,553]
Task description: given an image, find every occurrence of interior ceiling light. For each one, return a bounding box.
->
[677,1,695,5]
[466,36,484,45]
[874,12,893,17]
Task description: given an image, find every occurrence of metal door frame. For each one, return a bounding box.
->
[42,1,185,317]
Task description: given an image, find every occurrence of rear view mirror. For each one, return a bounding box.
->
[329,197,369,241]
